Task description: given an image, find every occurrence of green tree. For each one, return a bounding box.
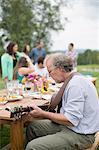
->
[0,0,33,50]
[29,0,67,49]
[0,0,70,51]
[78,49,99,65]
[84,49,92,64]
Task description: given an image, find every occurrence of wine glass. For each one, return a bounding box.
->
[13,80,19,95]
[6,81,13,96]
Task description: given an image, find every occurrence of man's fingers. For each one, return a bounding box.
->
[30,110,36,115]
[31,104,38,109]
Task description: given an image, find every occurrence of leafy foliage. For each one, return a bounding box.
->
[0,0,33,50]
[0,0,69,50]
[78,49,99,65]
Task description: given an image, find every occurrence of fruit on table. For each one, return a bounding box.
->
[22,77,27,84]
[0,96,7,101]
[9,95,17,98]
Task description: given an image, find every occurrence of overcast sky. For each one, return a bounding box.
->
[51,0,99,51]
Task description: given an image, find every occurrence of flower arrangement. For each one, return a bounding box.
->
[22,74,49,93]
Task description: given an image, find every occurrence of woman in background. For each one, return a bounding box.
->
[21,44,32,62]
[13,57,35,83]
[22,44,30,56]
[1,42,21,81]
[66,43,78,71]
[11,42,22,67]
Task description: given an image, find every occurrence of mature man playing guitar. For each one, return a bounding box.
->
[25,53,99,150]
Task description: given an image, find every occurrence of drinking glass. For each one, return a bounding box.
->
[6,81,13,96]
[25,82,32,93]
[13,80,19,95]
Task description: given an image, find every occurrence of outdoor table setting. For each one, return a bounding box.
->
[0,76,62,119]
[0,74,96,150]
[0,77,61,150]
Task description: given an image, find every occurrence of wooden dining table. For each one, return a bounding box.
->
[0,76,97,150]
[0,90,50,150]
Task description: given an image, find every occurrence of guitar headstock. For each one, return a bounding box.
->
[5,106,33,119]
[5,105,49,119]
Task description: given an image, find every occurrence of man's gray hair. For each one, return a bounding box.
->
[51,53,73,72]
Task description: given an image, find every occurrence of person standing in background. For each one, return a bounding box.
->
[66,43,77,71]
[22,44,30,57]
[20,44,32,62]
[29,41,46,64]
[1,42,21,81]
[11,42,22,67]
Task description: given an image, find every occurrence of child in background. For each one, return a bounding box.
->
[13,57,35,83]
[34,57,49,78]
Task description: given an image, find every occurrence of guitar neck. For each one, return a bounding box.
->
[5,105,49,119]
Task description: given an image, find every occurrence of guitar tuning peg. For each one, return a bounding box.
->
[5,106,11,112]
[20,106,23,110]
[14,107,17,111]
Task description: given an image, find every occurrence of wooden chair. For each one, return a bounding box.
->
[85,132,99,150]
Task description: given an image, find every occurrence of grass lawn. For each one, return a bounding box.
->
[77,64,99,95]
[0,64,99,149]
[0,78,5,90]
[0,76,10,148]
[78,65,99,150]
[0,125,10,148]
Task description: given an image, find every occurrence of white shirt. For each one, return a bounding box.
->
[34,63,49,78]
[65,49,78,68]
[60,74,99,134]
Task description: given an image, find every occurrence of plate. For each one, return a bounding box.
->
[56,83,63,88]
[23,92,41,98]
[7,95,23,101]
[49,86,59,92]
[42,94,52,101]
[0,96,8,105]
[23,93,33,97]
[32,93,42,99]
[0,101,8,105]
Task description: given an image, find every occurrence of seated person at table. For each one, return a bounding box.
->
[13,57,35,83]
[34,57,49,78]
[25,53,99,150]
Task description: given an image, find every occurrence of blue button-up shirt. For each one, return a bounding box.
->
[60,75,99,134]
[29,47,46,64]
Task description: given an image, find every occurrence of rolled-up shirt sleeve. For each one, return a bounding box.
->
[62,85,85,126]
